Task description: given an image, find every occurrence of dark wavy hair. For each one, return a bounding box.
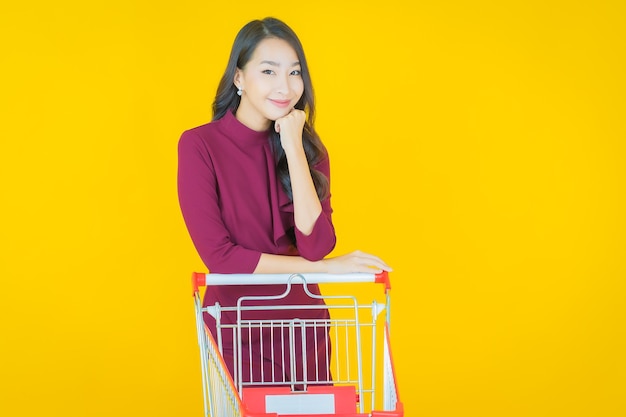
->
[212,17,329,202]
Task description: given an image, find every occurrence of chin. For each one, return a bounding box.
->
[265,109,291,121]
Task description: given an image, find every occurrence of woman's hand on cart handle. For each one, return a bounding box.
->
[322,250,392,275]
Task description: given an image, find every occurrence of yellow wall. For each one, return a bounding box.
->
[1,1,624,416]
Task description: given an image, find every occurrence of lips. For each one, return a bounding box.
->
[269,99,292,108]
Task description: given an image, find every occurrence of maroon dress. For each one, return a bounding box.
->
[177,111,336,386]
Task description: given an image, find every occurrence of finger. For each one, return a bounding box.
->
[363,260,391,272]
[355,265,384,274]
[354,252,392,271]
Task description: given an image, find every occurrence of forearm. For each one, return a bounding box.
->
[253,253,328,274]
[285,146,322,235]
[254,250,393,275]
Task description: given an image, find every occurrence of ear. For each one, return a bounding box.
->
[233,68,243,90]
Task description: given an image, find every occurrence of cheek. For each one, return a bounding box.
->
[247,74,269,94]
[292,79,305,98]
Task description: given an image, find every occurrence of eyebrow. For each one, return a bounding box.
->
[260,60,301,67]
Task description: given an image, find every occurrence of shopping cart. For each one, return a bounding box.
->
[192,271,403,417]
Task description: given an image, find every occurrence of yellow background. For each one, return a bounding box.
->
[1,1,625,416]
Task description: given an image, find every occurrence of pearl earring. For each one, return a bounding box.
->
[237,87,242,96]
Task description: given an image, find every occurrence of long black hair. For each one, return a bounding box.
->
[212,17,329,202]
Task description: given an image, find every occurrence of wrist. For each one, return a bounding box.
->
[316,258,329,273]
[282,136,305,155]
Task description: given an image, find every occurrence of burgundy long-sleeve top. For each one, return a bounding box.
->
[178,110,336,313]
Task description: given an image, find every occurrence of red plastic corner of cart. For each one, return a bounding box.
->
[372,401,404,416]
[192,272,206,295]
[375,270,391,291]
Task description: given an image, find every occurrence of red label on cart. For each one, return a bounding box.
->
[243,386,357,415]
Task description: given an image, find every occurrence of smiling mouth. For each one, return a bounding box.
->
[269,99,291,108]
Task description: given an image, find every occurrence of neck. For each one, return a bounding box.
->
[235,103,271,132]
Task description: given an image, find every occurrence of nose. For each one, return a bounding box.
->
[274,73,290,96]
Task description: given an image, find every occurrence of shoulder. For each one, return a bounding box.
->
[178,121,221,170]
[179,120,217,144]
[178,118,228,152]
[314,146,331,166]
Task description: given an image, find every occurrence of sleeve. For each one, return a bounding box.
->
[293,153,337,261]
[177,130,261,273]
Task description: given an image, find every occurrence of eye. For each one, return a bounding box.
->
[290,69,302,76]
[262,69,275,75]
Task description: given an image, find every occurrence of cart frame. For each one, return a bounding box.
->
[192,272,403,417]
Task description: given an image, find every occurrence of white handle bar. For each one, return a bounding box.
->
[192,271,390,294]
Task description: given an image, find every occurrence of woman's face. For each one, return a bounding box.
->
[234,37,304,131]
